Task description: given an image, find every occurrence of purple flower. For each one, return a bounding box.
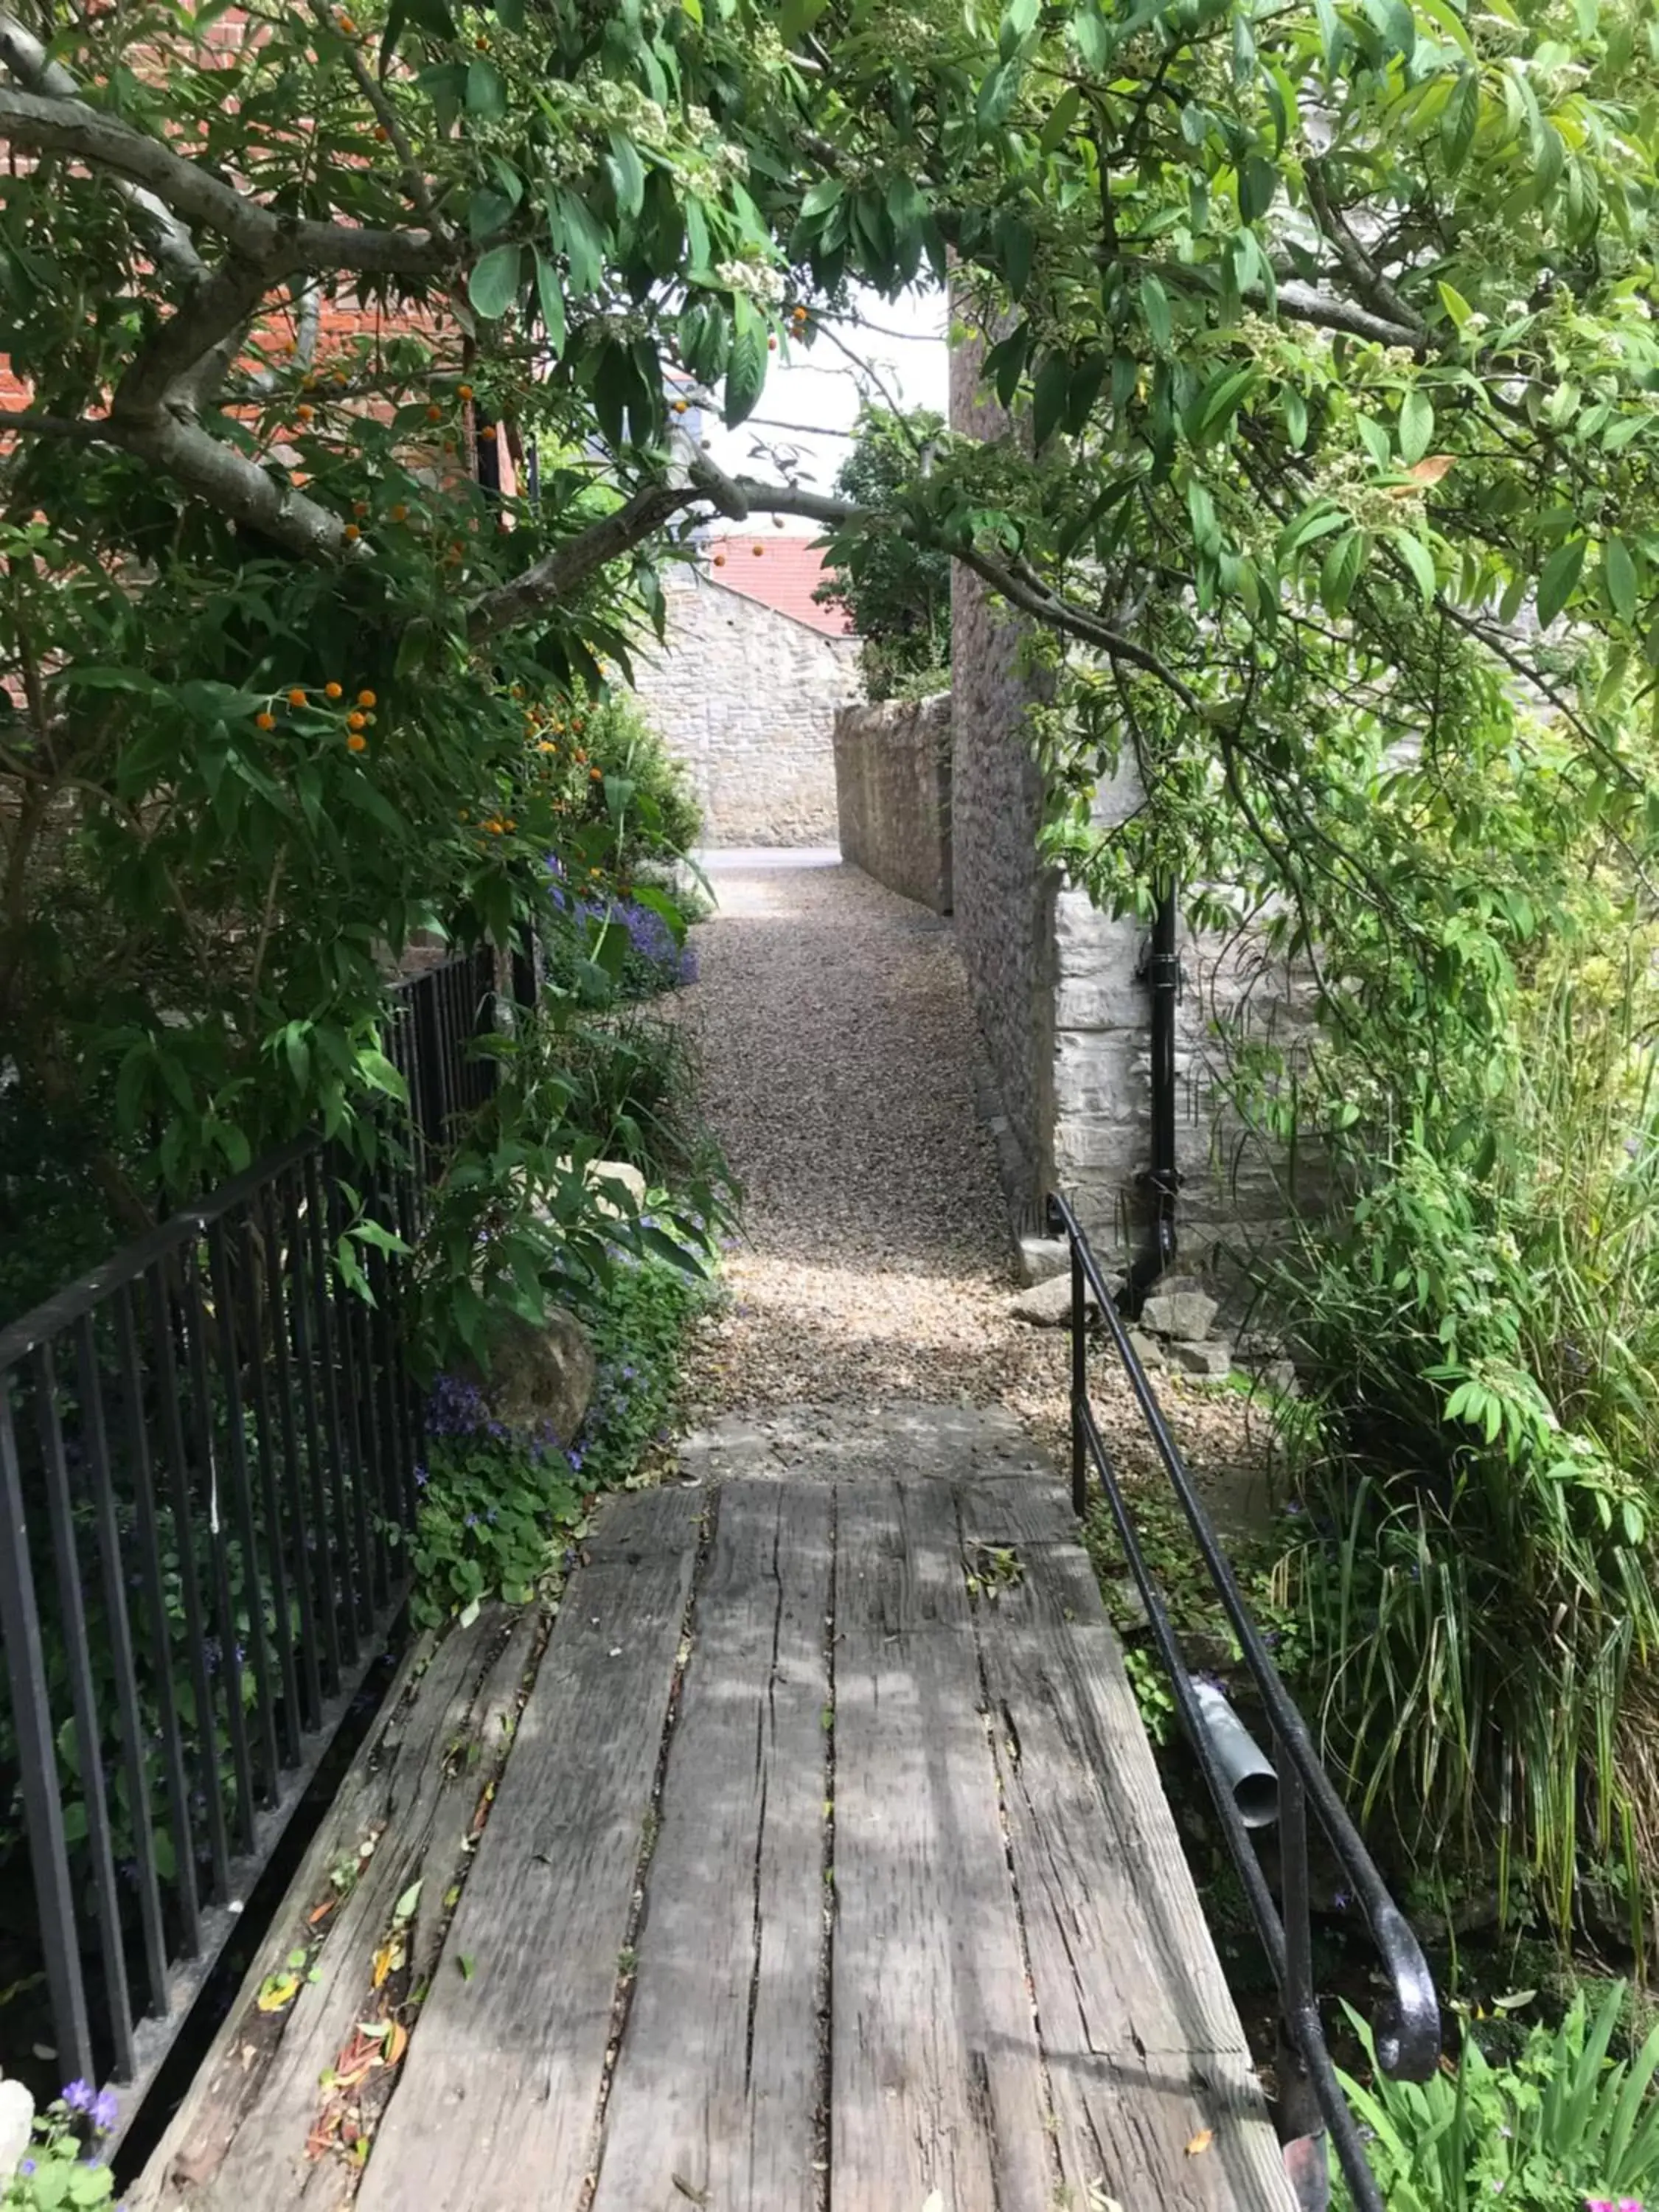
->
[20,2158,35,2175]
[63,2079,97,2114]
[92,2088,118,2132]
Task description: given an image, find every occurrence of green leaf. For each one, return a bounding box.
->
[1391,527,1438,605]
[1032,352,1071,449]
[1239,153,1279,221]
[1320,527,1367,616]
[1436,279,1472,330]
[1000,0,1039,55]
[779,0,829,35]
[533,245,566,356]
[1399,389,1435,467]
[1536,535,1586,627]
[465,55,506,116]
[1184,365,1257,444]
[458,1952,476,1980]
[607,133,646,220]
[976,58,1022,132]
[468,243,522,321]
[1283,387,1308,451]
[1604,535,1639,623]
[1140,273,1172,352]
[1071,1,1110,69]
[1441,67,1479,173]
[723,299,768,427]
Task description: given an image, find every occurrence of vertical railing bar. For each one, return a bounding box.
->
[206,1219,282,1804]
[147,1263,231,1897]
[74,1312,170,2023]
[326,1167,378,1635]
[1068,1241,1088,1519]
[34,1338,137,2079]
[261,1180,324,1730]
[115,1280,201,1955]
[235,1209,303,1766]
[0,1377,94,2082]
[287,1163,344,1691]
[304,1150,360,1669]
[348,1186,391,1615]
[179,1245,257,1857]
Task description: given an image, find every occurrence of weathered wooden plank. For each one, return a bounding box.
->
[354,1484,702,2212]
[830,1478,1055,2212]
[590,1483,832,2212]
[957,1489,1294,2212]
[133,1604,541,2212]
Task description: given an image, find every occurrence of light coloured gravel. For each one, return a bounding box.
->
[672,853,1278,1513]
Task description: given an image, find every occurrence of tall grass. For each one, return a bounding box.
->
[1262,952,1659,1941]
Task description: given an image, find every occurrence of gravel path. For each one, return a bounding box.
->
[672,853,1278,1509]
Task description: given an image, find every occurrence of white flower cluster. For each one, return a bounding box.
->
[717,255,785,304]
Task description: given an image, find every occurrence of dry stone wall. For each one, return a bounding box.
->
[833,694,953,914]
[629,564,862,846]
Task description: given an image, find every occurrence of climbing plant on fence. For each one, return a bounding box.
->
[4,0,1659,1920]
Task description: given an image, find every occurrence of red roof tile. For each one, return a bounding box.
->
[704,535,853,637]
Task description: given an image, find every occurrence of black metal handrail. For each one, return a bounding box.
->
[1048,1190,1440,2212]
[0,947,501,2134]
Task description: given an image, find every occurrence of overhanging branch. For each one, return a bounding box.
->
[0,86,449,279]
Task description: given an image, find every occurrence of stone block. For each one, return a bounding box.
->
[1169,1339,1234,1378]
[1017,1235,1069,1285]
[1140,1290,1220,1342]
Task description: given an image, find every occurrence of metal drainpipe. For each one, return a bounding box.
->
[1127,883,1181,1313]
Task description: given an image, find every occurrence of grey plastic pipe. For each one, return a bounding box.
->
[1190,1677,1280,1829]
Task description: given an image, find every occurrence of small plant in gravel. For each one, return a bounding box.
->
[4,2083,122,2210]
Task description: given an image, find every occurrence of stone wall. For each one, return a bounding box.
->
[948,314,1056,1231]
[832,694,953,914]
[947,304,1308,1268]
[629,565,862,846]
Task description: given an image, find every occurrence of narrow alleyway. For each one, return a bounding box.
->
[675,849,1071,1430]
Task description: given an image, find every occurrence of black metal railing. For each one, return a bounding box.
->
[0,948,502,2126]
[1048,1190,1440,2212]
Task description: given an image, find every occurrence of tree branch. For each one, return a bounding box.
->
[306,0,453,248]
[0,10,206,285]
[0,86,449,279]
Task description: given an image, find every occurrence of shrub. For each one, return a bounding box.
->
[409,1233,713,1626]
[1334,1983,1659,2212]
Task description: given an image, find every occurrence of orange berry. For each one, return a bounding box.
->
[255,710,276,730]
[588,866,602,879]
[752,543,764,556]
[504,817,516,830]
[296,403,314,422]
[357,689,377,708]
[287,687,307,708]
[672,399,688,414]
[475,32,488,46]
[375,125,389,142]
[768,335,778,351]
[347,731,367,753]
[590,766,602,782]
[538,740,556,754]
[353,499,369,517]
[390,503,408,522]
[574,748,587,763]
[458,383,474,401]
[427,404,443,422]
[347,710,366,731]
[324,681,343,699]
[479,425,497,442]
[344,523,361,542]
[713,552,726,566]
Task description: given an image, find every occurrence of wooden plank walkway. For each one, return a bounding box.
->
[135,1431,1293,2212]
